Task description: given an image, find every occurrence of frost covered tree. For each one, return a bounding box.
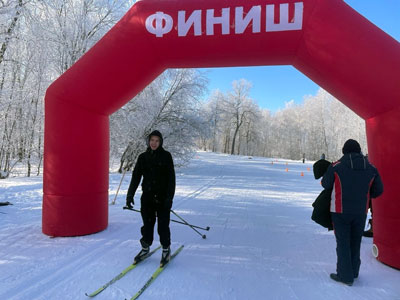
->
[0,0,35,177]
[110,68,208,172]
[220,79,258,155]
[256,109,273,157]
[0,0,134,177]
[199,90,224,152]
[200,87,366,161]
[201,80,261,156]
[34,0,133,74]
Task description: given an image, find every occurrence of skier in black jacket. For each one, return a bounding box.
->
[126,130,176,266]
[322,139,383,286]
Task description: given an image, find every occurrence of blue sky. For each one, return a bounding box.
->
[199,0,400,111]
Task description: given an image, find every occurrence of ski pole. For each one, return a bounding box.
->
[170,209,207,239]
[123,207,210,234]
[111,169,127,205]
[173,219,210,231]
[169,209,210,231]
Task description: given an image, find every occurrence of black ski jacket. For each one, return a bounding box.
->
[127,146,175,205]
[322,153,383,214]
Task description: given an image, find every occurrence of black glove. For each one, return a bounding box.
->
[126,196,134,209]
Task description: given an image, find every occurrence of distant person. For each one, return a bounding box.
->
[126,130,176,267]
[321,153,326,160]
[322,139,383,286]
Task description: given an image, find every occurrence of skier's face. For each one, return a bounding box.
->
[149,136,160,150]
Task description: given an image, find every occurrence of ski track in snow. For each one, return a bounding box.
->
[0,152,399,300]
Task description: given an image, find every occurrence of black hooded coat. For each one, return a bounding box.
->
[126,131,176,208]
[311,159,333,230]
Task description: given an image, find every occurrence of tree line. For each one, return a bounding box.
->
[0,1,366,178]
[199,80,366,162]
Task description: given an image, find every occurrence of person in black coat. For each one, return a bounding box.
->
[311,159,333,230]
[126,130,176,265]
[322,139,383,286]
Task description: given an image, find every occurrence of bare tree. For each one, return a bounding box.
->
[200,87,367,161]
[222,79,256,155]
[36,0,132,74]
[110,68,208,171]
[200,90,225,152]
[0,0,135,177]
[0,0,26,66]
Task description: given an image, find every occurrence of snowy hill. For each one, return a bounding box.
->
[0,152,399,300]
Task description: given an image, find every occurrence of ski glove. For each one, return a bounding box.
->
[126,196,134,209]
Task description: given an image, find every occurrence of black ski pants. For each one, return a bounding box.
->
[140,193,171,249]
[331,212,367,283]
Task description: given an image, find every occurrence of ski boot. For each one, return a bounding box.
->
[330,273,353,286]
[133,246,150,264]
[160,247,171,267]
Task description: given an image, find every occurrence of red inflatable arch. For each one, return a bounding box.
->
[43,0,400,268]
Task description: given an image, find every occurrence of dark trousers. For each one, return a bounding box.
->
[331,213,366,282]
[140,194,171,249]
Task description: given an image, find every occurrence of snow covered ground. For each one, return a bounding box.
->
[0,151,399,300]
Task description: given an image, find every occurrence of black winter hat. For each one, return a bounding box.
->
[313,159,331,179]
[148,130,163,147]
[342,139,361,154]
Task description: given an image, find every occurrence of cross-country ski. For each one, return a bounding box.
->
[85,246,161,297]
[127,245,184,300]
